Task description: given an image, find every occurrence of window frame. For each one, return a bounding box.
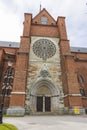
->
[77,74,84,83]
[80,88,85,96]
[41,16,48,25]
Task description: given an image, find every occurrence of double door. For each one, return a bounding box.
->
[37,96,51,112]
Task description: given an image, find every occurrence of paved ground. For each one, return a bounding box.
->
[3,115,87,130]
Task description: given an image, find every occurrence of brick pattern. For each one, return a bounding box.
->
[31,25,59,37]
[9,14,31,107]
[32,9,56,25]
[10,94,25,107]
[23,13,32,36]
[57,17,67,40]
[57,17,83,107]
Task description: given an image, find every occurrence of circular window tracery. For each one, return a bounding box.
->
[33,39,56,60]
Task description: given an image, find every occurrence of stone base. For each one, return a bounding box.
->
[26,107,86,115]
[7,106,25,116]
[6,106,85,116]
[57,107,65,115]
[64,107,85,115]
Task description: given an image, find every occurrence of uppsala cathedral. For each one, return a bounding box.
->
[0,8,87,115]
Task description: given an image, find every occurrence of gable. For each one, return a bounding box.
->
[32,8,56,25]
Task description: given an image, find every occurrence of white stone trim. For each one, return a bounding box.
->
[63,94,81,98]
[11,92,25,95]
[29,60,60,63]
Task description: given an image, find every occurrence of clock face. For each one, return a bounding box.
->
[32,39,56,60]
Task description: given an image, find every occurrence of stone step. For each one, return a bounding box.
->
[30,112,58,115]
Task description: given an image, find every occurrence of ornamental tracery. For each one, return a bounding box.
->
[32,39,56,60]
[2,66,15,95]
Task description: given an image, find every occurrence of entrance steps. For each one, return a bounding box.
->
[30,112,58,116]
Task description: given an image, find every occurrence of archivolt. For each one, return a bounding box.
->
[30,79,59,96]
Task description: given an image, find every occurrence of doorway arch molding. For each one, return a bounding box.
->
[29,79,60,113]
[30,79,60,96]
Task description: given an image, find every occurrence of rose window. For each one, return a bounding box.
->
[32,39,56,60]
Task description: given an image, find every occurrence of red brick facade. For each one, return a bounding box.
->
[0,9,87,115]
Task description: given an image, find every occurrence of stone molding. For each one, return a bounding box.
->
[63,94,81,98]
[11,92,25,94]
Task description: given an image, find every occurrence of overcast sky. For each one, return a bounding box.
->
[0,0,87,47]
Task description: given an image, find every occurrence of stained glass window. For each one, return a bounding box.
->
[33,39,56,60]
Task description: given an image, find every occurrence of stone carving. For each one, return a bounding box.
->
[40,70,50,77]
[33,39,56,60]
[38,63,51,78]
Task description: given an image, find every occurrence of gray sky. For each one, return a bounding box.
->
[0,0,87,47]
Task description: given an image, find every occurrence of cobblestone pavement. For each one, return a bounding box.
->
[3,115,87,130]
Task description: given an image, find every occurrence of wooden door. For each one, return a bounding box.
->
[37,96,43,112]
[45,97,51,112]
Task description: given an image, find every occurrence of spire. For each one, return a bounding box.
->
[40,2,42,12]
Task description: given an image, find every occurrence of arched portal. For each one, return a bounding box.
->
[29,79,60,113]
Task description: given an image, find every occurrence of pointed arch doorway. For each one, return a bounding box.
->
[29,79,60,113]
[36,86,51,112]
[37,96,51,112]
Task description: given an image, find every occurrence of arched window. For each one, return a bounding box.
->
[77,74,84,83]
[41,16,48,25]
[80,88,85,96]
[2,66,15,95]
